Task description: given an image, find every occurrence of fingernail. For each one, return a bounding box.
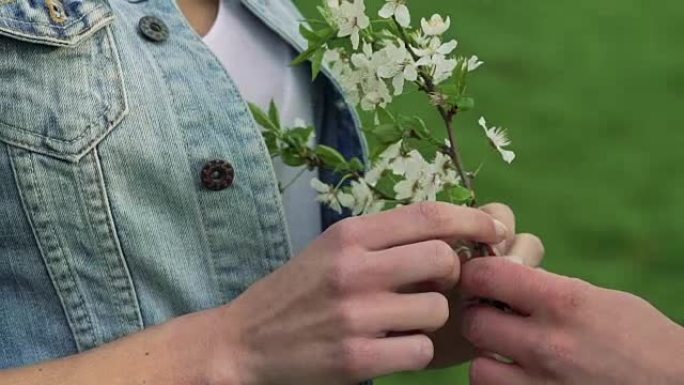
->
[492,353,514,364]
[494,219,508,241]
[503,255,524,265]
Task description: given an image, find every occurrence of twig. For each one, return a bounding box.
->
[393,19,473,191]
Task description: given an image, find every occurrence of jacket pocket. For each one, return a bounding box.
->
[0,0,127,162]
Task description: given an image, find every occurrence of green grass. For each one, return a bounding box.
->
[294,1,684,383]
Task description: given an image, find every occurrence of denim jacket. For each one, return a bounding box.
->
[0,0,366,369]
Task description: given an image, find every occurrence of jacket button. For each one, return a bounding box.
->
[138,16,169,42]
[201,160,235,191]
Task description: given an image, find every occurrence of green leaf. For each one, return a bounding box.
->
[281,148,307,167]
[314,26,336,41]
[311,48,325,80]
[437,184,474,205]
[248,103,276,130]
[439,84,462,98]
[454,96,475,111]
[299,25,319,42]
[371,123,403,144]
[316,145,348,169]
[376,107,396,124]
[268,100,281,129]
[262,131,279,154]
[349,157,365,172]
[409,116,430,139]
[287,127,314,146]
[291,46,319,66]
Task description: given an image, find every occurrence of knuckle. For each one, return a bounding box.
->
[463,260,497,294]
[336,301,364,334]
[326,257,356,295]
[426,241,457,277]
[461,310,486,345]
[414,201,451,228]
[469,357,490,385]
[535,333,577,371]
[338,338,373,377]
[327,218,362,248]
[408,335,435,370]
[547,278,589,317]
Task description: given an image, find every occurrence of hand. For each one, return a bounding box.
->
[213,202,507,385]
[460,258,684,385]
[429,203,545,368]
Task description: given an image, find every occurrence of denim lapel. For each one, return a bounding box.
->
[239,0,307,51]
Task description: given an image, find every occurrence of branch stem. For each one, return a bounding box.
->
[393,18,473,192]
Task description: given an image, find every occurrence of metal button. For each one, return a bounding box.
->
[46,0,67,24]
[201,160,235,191]
[138,16,169,42]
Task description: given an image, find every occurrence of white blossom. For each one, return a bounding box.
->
[378,0,410,28]
[331,43,394,111]
[343,179,385,215]
[478,117,516,164]
[311,178,352,213]
[333,0,370,50]
[350,45,393,110]
[376,42,419,95]
[359,79,392,111]
[414,38,458,60]
[431,152,460,185]
[365,141,403,184]
[432,54,459,84]
[465,55,484,72]
[421,14,451,36]
[393,150,437,202]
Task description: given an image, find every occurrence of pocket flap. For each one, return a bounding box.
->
[0,0,114,47]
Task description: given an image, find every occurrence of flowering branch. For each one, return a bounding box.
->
[251,0,518,246]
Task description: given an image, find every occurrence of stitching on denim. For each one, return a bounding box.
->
[0,26,128,161]
[0,13,113,47]
[151,34,223,304]
[92,28,143,329]
[92,148,144,329]
[0,3,107,30]
[8,147,97,350]
[7,146,79,341]
[27,152,98,349]
[175,1,287,267]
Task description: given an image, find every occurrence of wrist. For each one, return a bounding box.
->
[157,307,246,385]
[198,305,255,385]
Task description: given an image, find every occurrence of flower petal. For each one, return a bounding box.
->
[378,2,395,19]
[310,178,330,193]
[395,4,411,27]
[499,148,516,164]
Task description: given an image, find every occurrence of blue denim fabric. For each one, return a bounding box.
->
[0,0,368,376]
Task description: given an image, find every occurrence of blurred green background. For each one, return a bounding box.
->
[294,0,684,383]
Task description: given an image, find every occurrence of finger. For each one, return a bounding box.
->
[460,258,551,315]
[336,202,507,250]
[366,240,459,291]
[347,335,434,381]
[469,356,530,385]
[359,292,449,334]
[461,305,538,363]
[509,233,545,267]
[480,203,515,254]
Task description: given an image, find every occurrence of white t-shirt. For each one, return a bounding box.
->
[203,0,321,255]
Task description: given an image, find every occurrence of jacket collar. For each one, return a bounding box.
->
[239,0,307,52]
